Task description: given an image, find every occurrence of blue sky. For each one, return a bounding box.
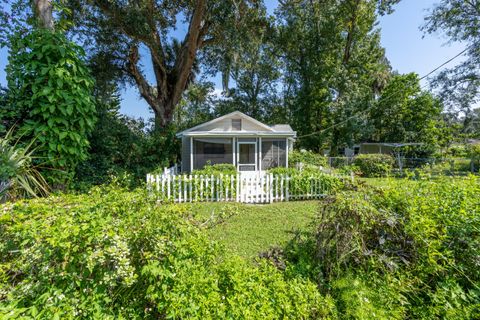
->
[0,0,467,121]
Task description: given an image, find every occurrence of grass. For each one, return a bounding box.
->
[177,175,474,260]
[359,175,475,187]
[182,201,320,259]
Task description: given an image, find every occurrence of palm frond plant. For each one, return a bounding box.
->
[0,128,49,202]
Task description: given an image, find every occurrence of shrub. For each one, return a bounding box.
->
[192,163,237,176]
[0,129,49,202]
[467,144,480,172]
[0,186,330,318]
[336,164,361,176]
[448,144,469,158]
[286,177,480,319]
[353,154,395,177]
[6,29,96,186]
[289,150,328,168]
[267,167,344,196]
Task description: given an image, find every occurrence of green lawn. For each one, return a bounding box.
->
[182,201,320,259]
[178,176,472,260]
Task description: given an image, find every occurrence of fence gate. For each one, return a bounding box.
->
[237,173,280,204]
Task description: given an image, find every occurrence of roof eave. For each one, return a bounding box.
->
[177,131,296,138]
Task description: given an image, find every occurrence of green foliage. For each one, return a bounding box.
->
[353,154,394,177]
[267,167,344,196]
[277,0,393,152]
[192,163,237,176]
[74,84,179,188]
[6,28,96,185]
[213,7,282,122]
[368,73,446,154]
[331,274,405,320]
[422,0,480,112]
[175,83,216,131]
[448,144,469,158]
[467,144,480,173]
[0,128,49,202]
[286,176,480,319]
[336,164,361,176]
[0,87,14,134]
[467,144,480,160]
[289,150,328,168]
[0,186,331,318]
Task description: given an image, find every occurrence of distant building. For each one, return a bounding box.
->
[343,142,423,157]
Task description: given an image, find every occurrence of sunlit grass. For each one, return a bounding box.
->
[183,201,319,259]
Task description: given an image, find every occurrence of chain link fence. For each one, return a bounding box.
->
[326,157,479,175]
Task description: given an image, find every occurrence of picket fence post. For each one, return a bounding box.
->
[166,175,171,200]
[286,175,290,201]
[210,175,214,201]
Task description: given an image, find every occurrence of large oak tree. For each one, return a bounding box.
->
[66,0,264,129]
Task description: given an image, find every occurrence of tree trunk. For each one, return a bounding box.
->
[343,0,361,65]
[33,0,54,30]
[114,0,207,131]
[153,104,175,130]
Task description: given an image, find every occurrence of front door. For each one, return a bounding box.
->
[237,142,256,171]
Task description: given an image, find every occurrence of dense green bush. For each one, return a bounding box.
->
[6,29,96,186]
[289,150,328,168]
[268,167,344,196]
[192,163,237,175]
[0,186,331,318]
[447,144,469,158]
[75,116,179,189]
[353,154,395,177]
[467,144,480,172]
[285,176,480,319]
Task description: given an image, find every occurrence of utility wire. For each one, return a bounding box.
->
[296,46,470,140]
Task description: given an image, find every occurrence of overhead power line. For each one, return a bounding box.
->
[296,46,470,140]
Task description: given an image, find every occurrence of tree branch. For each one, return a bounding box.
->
[145,0,168,93]
[127,46,161,114]
[172,0,207,107]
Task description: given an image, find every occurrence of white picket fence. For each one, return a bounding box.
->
[146,173,348,204]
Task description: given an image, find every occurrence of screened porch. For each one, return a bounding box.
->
[190,137,291,172]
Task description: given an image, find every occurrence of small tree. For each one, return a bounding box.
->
[6,28,96,185]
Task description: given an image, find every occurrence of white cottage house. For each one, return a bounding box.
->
[176,111,296,173]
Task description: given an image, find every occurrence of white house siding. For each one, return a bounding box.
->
[193,118,271,132]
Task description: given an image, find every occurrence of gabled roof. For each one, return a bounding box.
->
[176,111,295,137]
[270,124,293,132]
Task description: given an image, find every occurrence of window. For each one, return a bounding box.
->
[204,143,225,156]
[232,119,242,130]
[261,139,286,169]
[193,138,233,170]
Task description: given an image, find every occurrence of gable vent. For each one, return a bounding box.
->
[232,119,242,130]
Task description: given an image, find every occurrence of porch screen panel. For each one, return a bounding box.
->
[193,138,233,170]
[261,139,286,169]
